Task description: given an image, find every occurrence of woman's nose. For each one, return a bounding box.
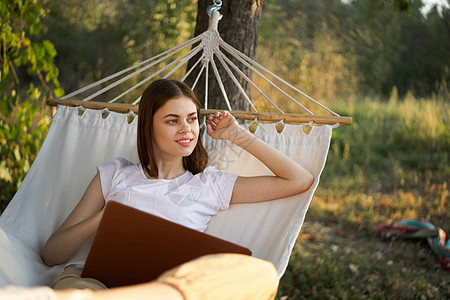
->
[178,122,191,133]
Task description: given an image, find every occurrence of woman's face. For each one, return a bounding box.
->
[152,96,199,161]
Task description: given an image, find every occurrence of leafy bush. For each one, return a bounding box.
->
[0,101,51,212]
[0,0,62,213]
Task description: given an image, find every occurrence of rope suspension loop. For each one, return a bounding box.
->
[207,0,223,20]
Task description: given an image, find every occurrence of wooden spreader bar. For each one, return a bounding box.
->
[47,99,352,126]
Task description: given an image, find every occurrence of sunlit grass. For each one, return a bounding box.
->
[276,94,449,299]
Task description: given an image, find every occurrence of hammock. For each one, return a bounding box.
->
[0,5,350,287]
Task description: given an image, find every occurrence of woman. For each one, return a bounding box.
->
[41,79,314,297]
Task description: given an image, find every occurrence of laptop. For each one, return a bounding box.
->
[81,201,252,287]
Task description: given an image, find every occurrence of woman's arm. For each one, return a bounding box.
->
[206,111,314,204]
[41,172,105,266]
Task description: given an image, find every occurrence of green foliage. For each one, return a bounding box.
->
[40,0,197,100]
[389,0,412,14]
[257,0,358,102]
[0,0,61,95]
[0,100,51,212]
[259,0,450,98]
[0,0,61,212]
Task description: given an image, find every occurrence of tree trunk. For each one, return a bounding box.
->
[186,0,265,111]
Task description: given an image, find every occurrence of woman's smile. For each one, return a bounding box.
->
[176,138,194,147]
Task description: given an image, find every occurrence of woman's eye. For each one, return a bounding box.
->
[188,117,197,123]
[167,119,177,124]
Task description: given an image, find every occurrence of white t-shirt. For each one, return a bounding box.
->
[98,157,238,232]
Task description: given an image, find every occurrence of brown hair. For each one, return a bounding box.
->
[137,79,208,178]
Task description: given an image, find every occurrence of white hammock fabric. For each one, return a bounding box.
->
[0,105,332,287]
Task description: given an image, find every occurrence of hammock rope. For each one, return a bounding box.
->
[60,35,203,101]
[215,50,283,113]
[108,44,204,104]
[48,5,352,126]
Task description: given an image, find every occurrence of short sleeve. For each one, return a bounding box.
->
[97,157,130,201]
[202,166,238,211]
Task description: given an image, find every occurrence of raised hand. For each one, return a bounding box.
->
[206,111,241,141]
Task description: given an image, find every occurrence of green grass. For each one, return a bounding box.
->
[277,225,449,299]
[276,95,450,299]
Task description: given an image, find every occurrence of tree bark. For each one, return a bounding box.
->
[185,0,265,111]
